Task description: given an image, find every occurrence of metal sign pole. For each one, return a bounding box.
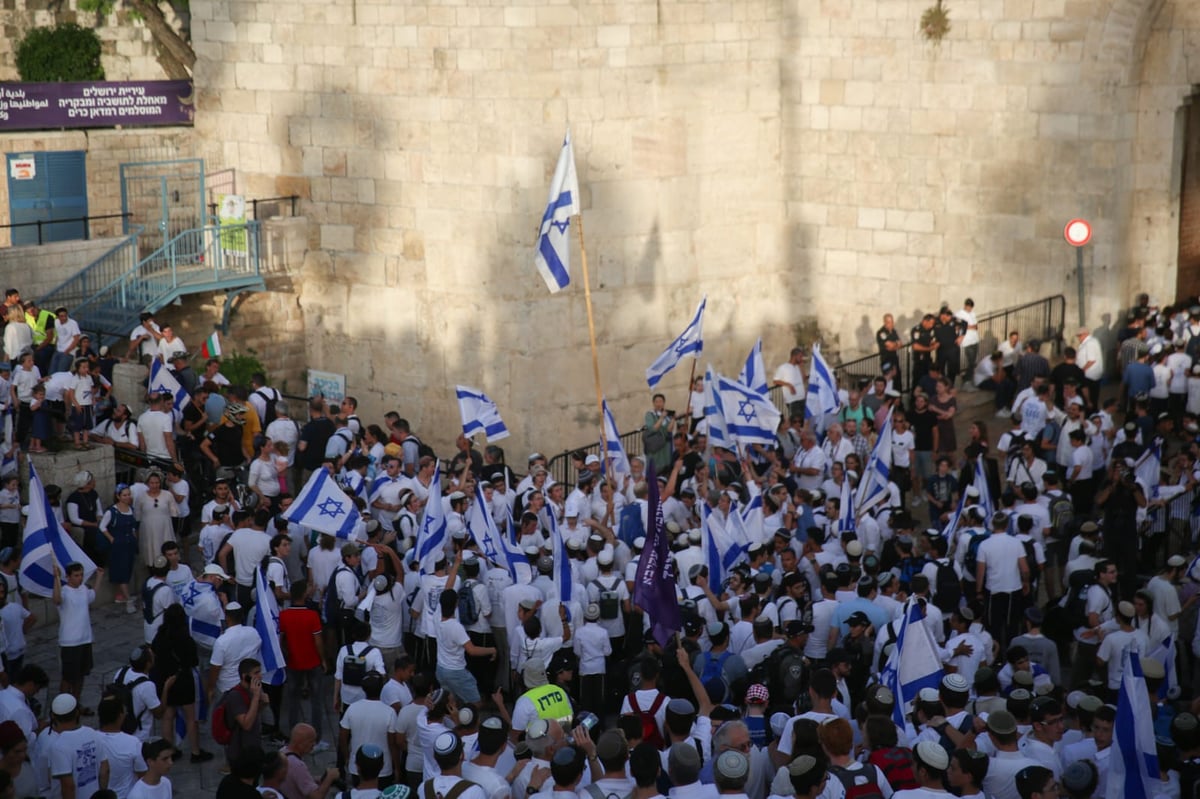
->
[1076,246,1085,327]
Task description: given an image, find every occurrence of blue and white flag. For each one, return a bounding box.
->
[837,473,856,535]
[253,565,286,687]
[467,482,519,580]
[340,469,369,503]
[0,404,15,474]
[413,465,447,575]
[282,467,364,540]
[739,486,765,547]
[944,456,994,534]
[738,338,769,397]
[534,129,581,293]
[1147,634,1178,701]
[455,385,511,442]
[178,579,223,648]
[879,600,944,728]
[703,365,730,450]
[600,398,632,487]
[716,373,782,447]
[646,296,706,388]
[546,504,573,604]
[702,503,746,589]
[19,462,96,597]
[856,411,893,514]
[149,358,188,413]
[1108,649,1160,799]
[805,343,841,420]
[1135,439,1162,491]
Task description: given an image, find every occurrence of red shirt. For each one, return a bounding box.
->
[278,607,323,670]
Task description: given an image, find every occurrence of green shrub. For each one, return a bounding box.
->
[218,350,268,390]
[16,23,105,82]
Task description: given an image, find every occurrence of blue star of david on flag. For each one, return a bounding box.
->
[714,373,781,448]
[534,128,581,293]
[282,467,363,539]
[737,399,757,423]
[317,497,345,518]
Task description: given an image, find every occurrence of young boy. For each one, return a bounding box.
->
[128,738,176,799]
[66,358,95,450]
[53,561,103,709]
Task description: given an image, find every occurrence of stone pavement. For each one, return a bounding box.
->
[19,545,339,794]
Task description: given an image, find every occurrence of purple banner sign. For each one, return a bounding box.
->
[0,80,194,131]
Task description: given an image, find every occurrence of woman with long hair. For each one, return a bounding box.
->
[151,604,212,762]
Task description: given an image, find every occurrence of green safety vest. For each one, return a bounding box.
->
[522,683,573,723]
[26,310,53,346]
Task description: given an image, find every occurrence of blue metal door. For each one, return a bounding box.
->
[6,151,88,245]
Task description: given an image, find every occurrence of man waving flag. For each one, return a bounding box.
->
[534,129,581,293]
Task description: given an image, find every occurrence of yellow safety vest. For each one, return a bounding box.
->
[521,683,573,723]
[26,310,53,346]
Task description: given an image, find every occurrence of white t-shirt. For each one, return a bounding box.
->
[265,418,300,466]
[381,678,412,709]
[619,689,668,738]
[50,726,106,799]
[976,534,1026,593]
[229,528,272,587]
[369,585,407,650]
[308,546,342,597]
[335,641,387,707]
[339,698,400,776]
[249,458,281,498]
[117,667,161,741]
[157,335,186,362]
[418,574,450,637]
[210,626,263,693]
[956,309,980,347]
[1097,628,1148,689]
[436,618,471,670]
[137,410,175,458]
[774,362,806,403]
[127,778,173,799]
[54,318,81,353]
[100,730,148,797]
[397,703,428,773]
[890,430,915,467]
[58,584,95,646]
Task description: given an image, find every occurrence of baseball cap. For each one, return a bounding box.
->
[745,684,769,705]
[202,564,229,579]
[522,660,548,688]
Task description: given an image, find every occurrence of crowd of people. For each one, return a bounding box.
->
[0,289,1197,799]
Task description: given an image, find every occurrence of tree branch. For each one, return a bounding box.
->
[127,0,195,74]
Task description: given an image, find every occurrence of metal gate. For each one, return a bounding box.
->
[119,158,206,256]
[6,151,88,245]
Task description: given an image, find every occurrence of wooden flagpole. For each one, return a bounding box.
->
[576,215,613,482]
[681,360,698,436]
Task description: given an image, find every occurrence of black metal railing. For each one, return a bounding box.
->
[544,294,1066,486]
[207,195,300,221]
[0,212,133,246]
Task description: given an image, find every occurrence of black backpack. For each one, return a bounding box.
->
[142,581,172,625]
[407,435,436,463]
[253,388,279,424]
[1063,571,1100,630]
[932,559,961,613]
[962,530,988,580]
[110,667,151,735]
[767,645,808,706]
[341,642,375,688]
[458,579,481,626]
[1049,494,1075,540]
[1019,537,1041,584]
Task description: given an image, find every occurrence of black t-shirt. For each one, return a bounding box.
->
[1050,362,1086,404]
[299,417,335,470]
[182,402,207,444]
[216,774,262,799]
[908,407,936,451]
[208,424,245,467]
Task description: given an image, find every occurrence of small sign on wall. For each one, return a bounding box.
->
[9,157,34,180]
[307,370,346,403]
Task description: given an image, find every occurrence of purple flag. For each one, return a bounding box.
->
[634,460,681,647]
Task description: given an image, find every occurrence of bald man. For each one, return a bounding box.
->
[279,723,339,799]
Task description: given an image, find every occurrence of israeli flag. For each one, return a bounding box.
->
[467,482,519,581]
[149,358,189,414]
[19,462,97,597]
[738,338,769,396]
[943,456,994,533]
[703,365,730,449]
[545,504,573,604]
[281,467,365,540]
[805,343,841,420]
[837,472,856,535]
[253,564,287,685]
[1134,439,1162,490]
[879,600,945,728]
[646,296,707,388]
[1108,649,1160,799]
[1147,634,1179,701]
[177,579,223,649]
[856,410,893,514]
[716,373,782,447]
[534,129,581,293]
[739,487,766,546]
[601,398,631,487]
[414,465,447,575]
[341,469,369,502]
[455,385,510,442]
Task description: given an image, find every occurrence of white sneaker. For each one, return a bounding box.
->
[995,407,1011,418]
[312,741,332,753]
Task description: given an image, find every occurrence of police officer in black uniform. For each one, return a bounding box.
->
[876,314,903,390]
[911,314,937,389]
[933,306,966,383]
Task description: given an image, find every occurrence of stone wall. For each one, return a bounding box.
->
[184,0,1200,458]
[0,127,196,247]
[2,236,126,298]
[0,0,185,82]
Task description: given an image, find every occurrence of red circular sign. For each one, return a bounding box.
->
[1064,218,1092,247]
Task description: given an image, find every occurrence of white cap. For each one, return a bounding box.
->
[226,601,243,612]
[202,564,229,580]
[598,551,614,566]
[633,536,646,549]
[585,454,601,465]
[51,694,77,715]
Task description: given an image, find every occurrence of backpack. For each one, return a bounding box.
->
[768,645,808,706]
[253,387,279,424]
[699,650,733,704]
[211,685,249,746]
[868,746,918,791]
[324,565,354,622]
[341,642,375,688]
[458,579,481,626]
[627,691,667,749]
[422,779,478,799]
[1049,493,1076,540]
[1019,537,1041,584]
[932,559,961,613]
[218,531,236,580]
[595,575,622,621]
[1179,758,1200,799]
[1062,571,1100,631]
[142,580,171,625]
[407,434,436,463]
[962,530,988,581]
[110,667,151,735]
[829,763,886,799]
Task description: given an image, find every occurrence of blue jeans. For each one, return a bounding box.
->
[49,350,72,374]
[286,666,326,741]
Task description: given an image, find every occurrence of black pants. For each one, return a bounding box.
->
[466,630,495,695]
[984,590,1023,654]
[580,673,605,718]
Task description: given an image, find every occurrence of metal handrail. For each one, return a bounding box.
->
[0,212,133,245]
[544,294,1067,486]
[38,225,146,311]
[206,195,300,221]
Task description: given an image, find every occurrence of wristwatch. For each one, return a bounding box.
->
[526,787,538,796]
